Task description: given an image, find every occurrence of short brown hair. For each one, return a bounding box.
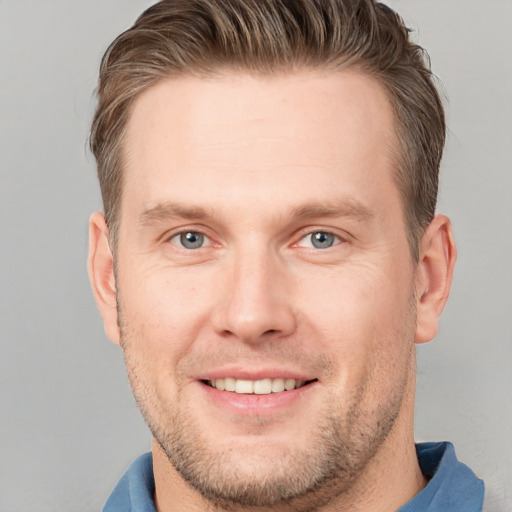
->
[90,0,445,259]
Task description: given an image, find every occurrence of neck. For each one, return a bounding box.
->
[318,359,427,512]
[330,395,427,512]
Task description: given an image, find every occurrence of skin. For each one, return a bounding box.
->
[89,69,456,512]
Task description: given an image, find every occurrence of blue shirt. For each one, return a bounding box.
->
[103,442,484,511]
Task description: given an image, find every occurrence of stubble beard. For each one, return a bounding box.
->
[149,392,405,511]
[116,291,415,511]
[120,351,412,509]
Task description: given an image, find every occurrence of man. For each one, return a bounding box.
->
[88,0,484,510]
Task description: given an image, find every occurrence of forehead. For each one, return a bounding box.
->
[121,69,399,221]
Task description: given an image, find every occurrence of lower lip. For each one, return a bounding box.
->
[198,381,318,415]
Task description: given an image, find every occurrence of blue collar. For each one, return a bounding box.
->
[103,452,155,512]
[104,441,484,512]
[398,442,484,511]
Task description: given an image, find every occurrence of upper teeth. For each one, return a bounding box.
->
[209,378,305,394]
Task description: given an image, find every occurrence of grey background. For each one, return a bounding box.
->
[0,1,510,510]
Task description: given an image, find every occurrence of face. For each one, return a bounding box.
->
[109,70,421,508]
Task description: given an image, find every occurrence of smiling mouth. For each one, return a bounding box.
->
[203,378,318,395]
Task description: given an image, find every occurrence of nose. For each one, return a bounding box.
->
[211,246,297,344]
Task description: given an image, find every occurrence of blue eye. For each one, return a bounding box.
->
[300,231,340,249]
[170,231,207,249]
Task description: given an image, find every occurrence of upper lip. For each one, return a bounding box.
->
[196,367,317,382]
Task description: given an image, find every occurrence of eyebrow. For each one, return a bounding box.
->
[139,202,211,226]
[138,198,374,226]
[291,200,374,222]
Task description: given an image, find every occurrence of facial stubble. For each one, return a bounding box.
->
[117,293,416,511]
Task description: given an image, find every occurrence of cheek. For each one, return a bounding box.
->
[116,262,217,369]
[294,263,415,376]
[121,257,213,318]
[297,262,409,329]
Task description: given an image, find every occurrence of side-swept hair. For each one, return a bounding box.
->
[90,0,445,259]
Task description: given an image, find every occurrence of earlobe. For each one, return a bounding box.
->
[88,212,121,345]
[414,215,457,344]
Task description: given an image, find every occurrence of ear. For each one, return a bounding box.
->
[414,215,457,344]
[88,212,121,345]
